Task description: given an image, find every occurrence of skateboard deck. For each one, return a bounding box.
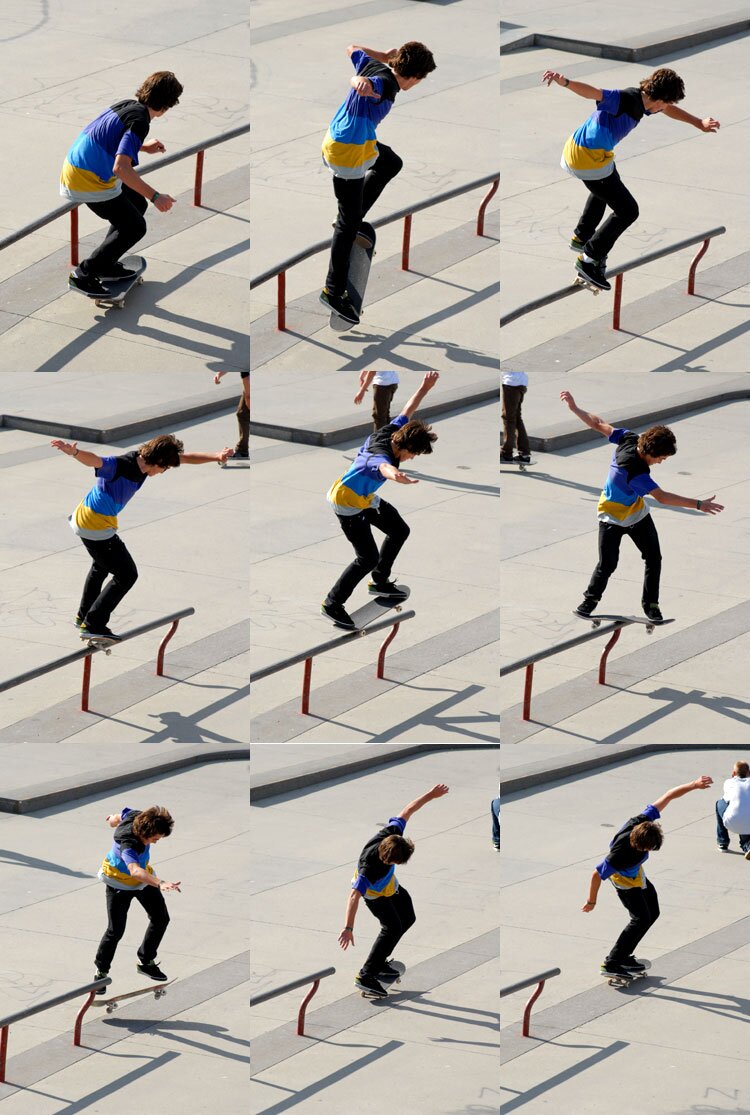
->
[92,977,176,1014]
[80,635,119,655]
[329,223,376,332]
[347,586,411,632]
[69,255,147,309]
[218,458,250,468]
[601,966,648,988]
[573,612,674,636]
[378,960,406,985]
[500,458,536,472]
[573,274,604,296]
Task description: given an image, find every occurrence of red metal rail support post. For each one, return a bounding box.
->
[301,657,313,715]
[277,271,286,331]
[193,149,205,207]
[376,621,401,679]
[612,273,623,331]
[296,977,321,1036]
[687,237,710,295]
[73,989,97,1046]
[598,627,622,686]
[522,663,534,721]
[70,208,79,267]
[522,979,546,1038]
[0,1025,7,1085]
[155,619,181,676]
[476,178,499,237]
[401,213,412,271]
[81,655,93,713]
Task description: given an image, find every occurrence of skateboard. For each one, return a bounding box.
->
[329,222,376,332]
[80,634,119,655]
[573,274,604,296]
[68,255,147,309]
[347,586,411,633]
[500,458,536,473]
[218,457,250,468]
[601,960,650,988]
[573,612,675,636]
[92,977,176,1014]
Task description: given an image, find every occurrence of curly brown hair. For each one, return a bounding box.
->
[392,41,436,80]
[135,71,184,111]
[630,821,663,852]
[392,419,437,456]
[132,806,174,840]
[639,68,684,104]
[138,434,184,468]
[378,834,415,864]
[637,425,676,458]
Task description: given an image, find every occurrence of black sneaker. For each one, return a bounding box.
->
[94,263,137,282]
[79,623,122,643]
[717,844,729,852]
[368,580,407,600]
[354,973,387,998]
[621,956,647,972]
[575,256,611,291]
[94,969,109,994]
[233,448,249,459]
[137,960,168,982]
[574,598,598,617]
[378,961,400,979]
[73,612,86,629]
[643,603,664,624]
[69,270,107,296]
[569,234,585,253]
[321,601,356,629]
[319,288,360,324]
[493,842,500,851]
[514,454,531,464]
[600,960,632,978]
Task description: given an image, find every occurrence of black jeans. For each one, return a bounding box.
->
[326,500,410,606]
[606,878,659,963]
[95,884,170,972]
[362,886,415,977]
[574,166,639,261]
[585,516,661,605]
[501,384,530,457]
[79,535,139,627]
[83,184,148,273]
[371,384,397,432]
[326,142,403,294]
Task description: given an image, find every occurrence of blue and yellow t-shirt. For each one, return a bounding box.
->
[597,429,658,527]
[562,88,649,180]
[69,451,147,540]
[98,807,155,891]
[596,804,661,890]
[322,50,399,178]
[60,100,150,203]
[327,414,408,516]
[352,816,407,900]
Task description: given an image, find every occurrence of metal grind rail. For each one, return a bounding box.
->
[501,225,726,330]
[0,122,249,267]
[0,977,111,1083]
[500,619,634,721]
[0,607,195,713]
[251,610,416,716]
[250,967,336,1037]
[250,171,499,331]
[501,969,561,1038]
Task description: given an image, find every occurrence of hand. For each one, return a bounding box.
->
[217,446,235,463]
[582,901,596,913]
[352,77,378,98]
[698,495,724,515]
[143,140,166,154]
[421,371,439,390]
[385,48,398,62]
[428,783,449,799]
[700,117,720,133]
[153,194,175,212]
[160,880,181,892]
[560,390,576,409]
[354,390,366,405]
[51,439,77,455]
[693,775,713,790]
[338,928,354,949]
[214,372,224,385]
[393,471,418,484]
[542,70,566,87]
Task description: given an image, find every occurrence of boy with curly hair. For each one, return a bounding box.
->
[322,371,439,629]
[320,41,436,324]
[560,391,723,622]
[51,433,233,642]
[542,66,720,290]
[61,71,183,296]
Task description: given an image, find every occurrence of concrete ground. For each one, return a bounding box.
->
[250,372,500,743]
[0,1,249,375]
[250,0,499,374]
[251,742,500,1114]
[502,746,750,1114]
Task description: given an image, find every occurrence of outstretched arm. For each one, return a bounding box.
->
[401,371,439,419]
[338,889,362,949]
[51,440,104,468]
[398,783,449,822]
[542,71,603,99]
[662,104,720,132]
[347,44,397,63]
[650,489,724,514]
[355,370,376,404]
[652,776,713,813]
[179,448,234,464]
[559,391,614,437]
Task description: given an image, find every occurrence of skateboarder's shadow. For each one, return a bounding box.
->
[385,992,499,1032]
[622,976,750,1027]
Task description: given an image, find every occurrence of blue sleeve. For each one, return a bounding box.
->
[642,804,660,821]
[392,415,409,430]
[388,816,406,834]
[595,857,615,881]
[597,89,621,114]
[351,49,369,73]
[95,456,118,480]
[352,873,368,896]
[608,428,627,445]
[630,474,658,496]
[121,847,142,867]
[116,129,144,162]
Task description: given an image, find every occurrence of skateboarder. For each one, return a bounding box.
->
[354,369,400,432]
[319,42,436,324]
[338,783,449,998]
[51,434,233,642]
[94,806,181,990]
[61,71,183,296]
[542,67,720,291]
[215,371,250,457]
[500,370,530,463]
[491,785,500,851]
[560,391,724,623]
[716,761,750,856]
[583,775,713,979]
[322,371,439,628]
